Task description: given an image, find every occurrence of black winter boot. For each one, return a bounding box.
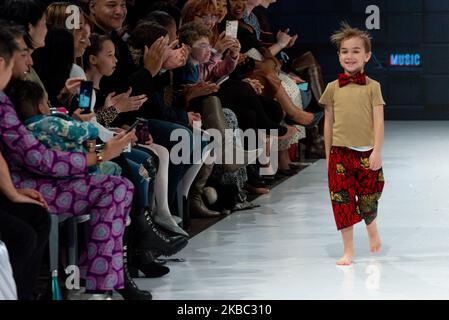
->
[132,209,188,256]
[116,231,152,300]
[129,248,170,278]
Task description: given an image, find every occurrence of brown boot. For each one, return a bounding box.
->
[291,51,325,102]
[189,163,221,218]
[308,65,325,102]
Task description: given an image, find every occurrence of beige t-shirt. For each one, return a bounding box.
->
[319,77,385,147]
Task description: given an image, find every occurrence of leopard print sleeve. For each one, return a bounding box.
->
[96,106,119,127]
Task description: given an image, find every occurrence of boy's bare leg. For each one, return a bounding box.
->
[337,226,355,266]
[366,219,382,253]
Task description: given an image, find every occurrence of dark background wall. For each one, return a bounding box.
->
[269,0,449,120]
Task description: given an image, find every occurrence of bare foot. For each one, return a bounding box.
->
[367,221,382,254]
[336,251,354,266]
[368,231,382,254]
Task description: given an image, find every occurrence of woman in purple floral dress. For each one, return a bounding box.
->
[0,0,146,299]
[0,91,135,294]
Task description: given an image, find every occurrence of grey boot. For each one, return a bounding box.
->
[189,163,221,218]
[150,186,190,237]
[200,96,261,172]
[154,214,189,237]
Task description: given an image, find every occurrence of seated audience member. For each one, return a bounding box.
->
[7,79,121,176]
[0,24,150,299]
[0,151,50,301]
[43,4,188,278]
[176,21,296,140]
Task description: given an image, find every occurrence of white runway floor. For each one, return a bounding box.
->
[137,121,449,300]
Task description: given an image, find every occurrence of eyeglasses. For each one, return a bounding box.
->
[195,14,218,22]
[192,43,215,51]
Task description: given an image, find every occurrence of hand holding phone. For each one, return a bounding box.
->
[215,75,229,86]
[126,120,140,134]
[78,80,93,115]
[225,20,238,39]
[120,121,140,153]
[298,82,309,91]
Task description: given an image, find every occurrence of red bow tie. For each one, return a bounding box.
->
[338,72,367,87]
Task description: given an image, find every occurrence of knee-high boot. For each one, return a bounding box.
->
[200,96,262,172]
[189,163,221,218]
[291,51,325,103]
[308,65,325,102]
[115,227,153,300]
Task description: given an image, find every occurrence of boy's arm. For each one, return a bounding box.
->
[208,54,238,81]
[370,105,385,170]
[42,117,99,143]
[324,104,334,169]
[65,120,99,143]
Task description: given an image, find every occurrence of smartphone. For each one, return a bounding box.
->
[298,82,309,91]
[136,118,150,144]
[78,80,93,114]
[215,75,229,86]
[122,121,140,153]
[225,20,238,39]
[126,120,140,134]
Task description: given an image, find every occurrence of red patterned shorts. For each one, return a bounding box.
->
[328,147,385,230]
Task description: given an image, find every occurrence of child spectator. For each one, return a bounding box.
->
[7,79,121,176]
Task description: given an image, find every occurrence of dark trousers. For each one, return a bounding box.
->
[0,198,50,300]
[217,80,287,136]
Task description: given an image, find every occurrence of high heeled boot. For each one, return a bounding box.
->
[129,248,170,279]
[189,163,221,218]
[308,65,325,102]
[115,229,152,300]
[291,51,325,103]
[148,183,190,237]
[200,96,262,172]
[131,208,188,256]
